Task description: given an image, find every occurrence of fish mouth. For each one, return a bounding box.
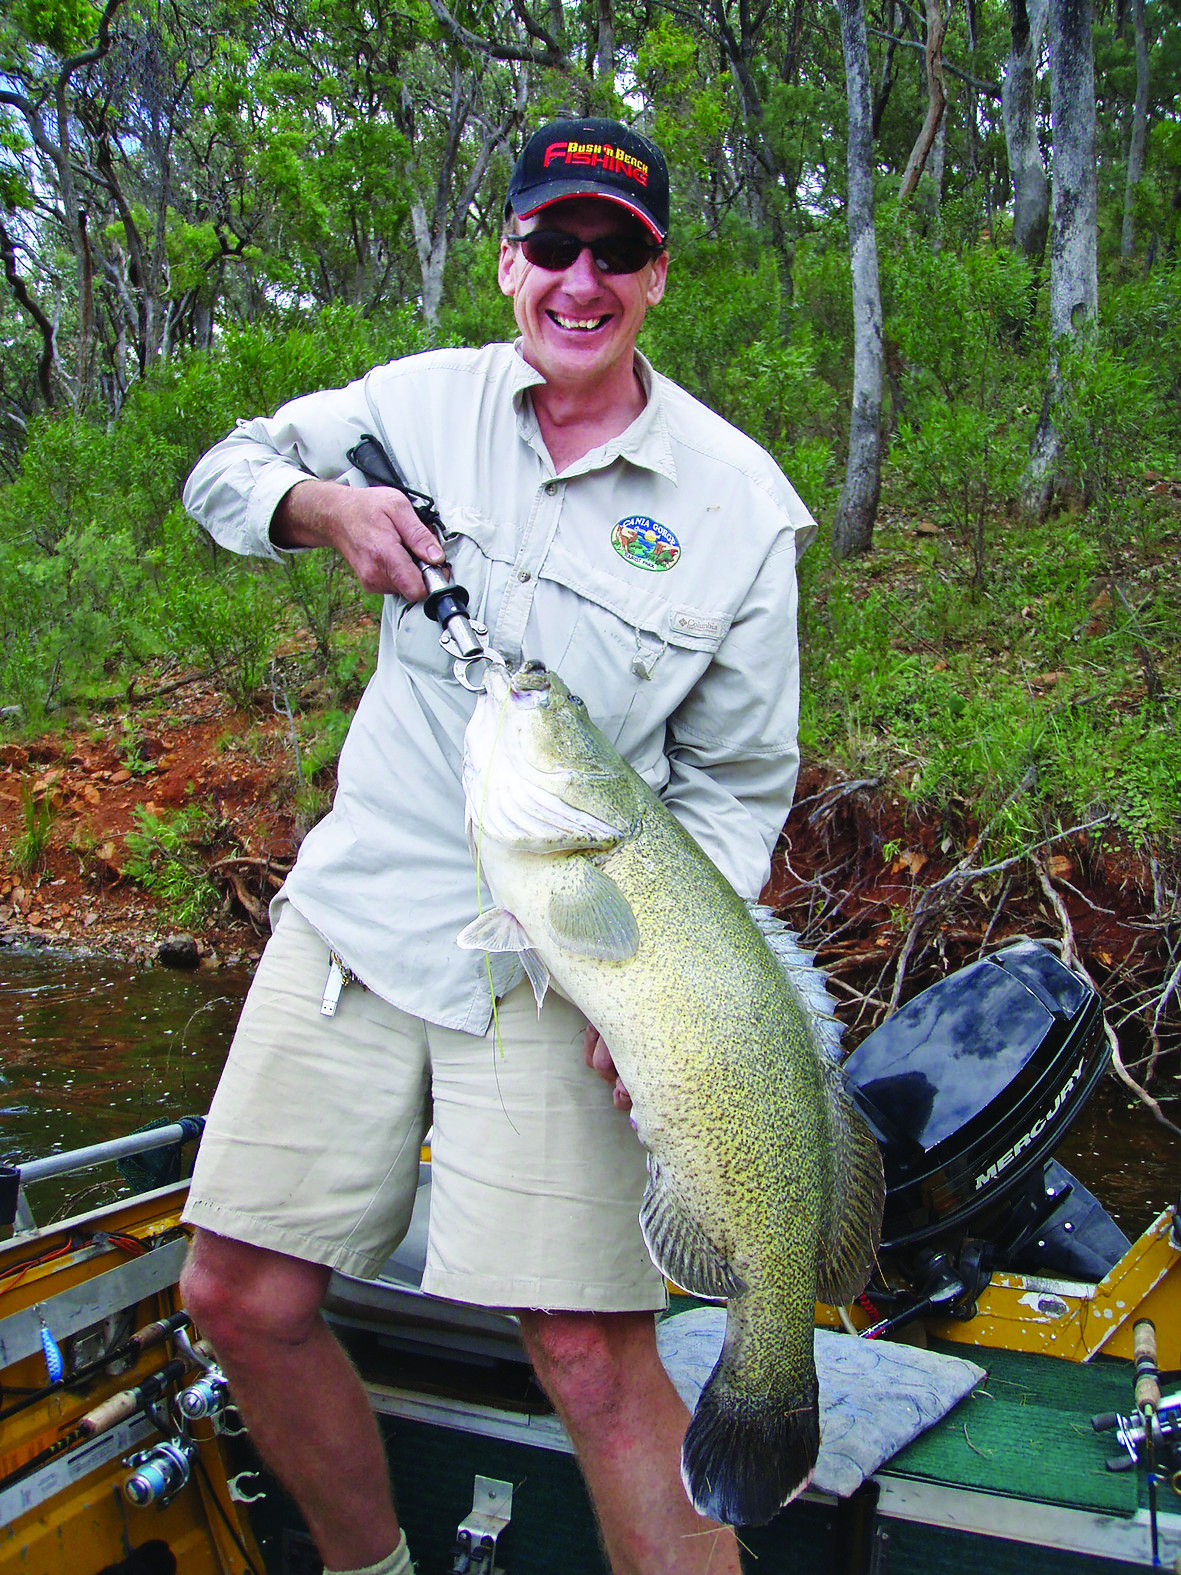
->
[478,658,551,709]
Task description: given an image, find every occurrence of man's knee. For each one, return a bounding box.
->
[518,1310,659,1420]
[180,1230,332,1360]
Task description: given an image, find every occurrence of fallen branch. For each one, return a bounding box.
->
[1034,856,1181,1139]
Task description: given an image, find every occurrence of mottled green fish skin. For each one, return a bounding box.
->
[462,661,884,1527]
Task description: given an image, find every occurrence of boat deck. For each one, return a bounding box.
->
[219,1321,1181,1575]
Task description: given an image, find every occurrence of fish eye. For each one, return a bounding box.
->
[567,693,585,708]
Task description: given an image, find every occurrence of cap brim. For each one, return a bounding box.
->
[509,182,666,243]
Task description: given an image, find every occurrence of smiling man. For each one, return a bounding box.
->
[178,119,817,1575]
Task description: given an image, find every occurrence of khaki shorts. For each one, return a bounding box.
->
[183,904,666,1312]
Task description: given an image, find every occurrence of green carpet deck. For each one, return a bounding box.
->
[883,1342,1137,1517]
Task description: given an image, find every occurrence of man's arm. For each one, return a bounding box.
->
[182,378,445,602]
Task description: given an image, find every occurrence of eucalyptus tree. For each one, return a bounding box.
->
[1001,0,1050,261]
[832,0,883,559]
[0,0,127,408]
[1023,0,1098,516]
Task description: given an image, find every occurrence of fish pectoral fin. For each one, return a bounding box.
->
[640,1158,744,1301]
[545,867,639,961]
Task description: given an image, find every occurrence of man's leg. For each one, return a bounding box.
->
[180,1229,402,1572]
[517,1309,742,1575]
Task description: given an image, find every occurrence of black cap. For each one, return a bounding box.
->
[505,118,669,243]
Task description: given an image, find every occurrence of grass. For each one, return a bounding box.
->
[797,488,1180,856]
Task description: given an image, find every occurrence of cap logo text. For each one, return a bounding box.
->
[543,141,649,187]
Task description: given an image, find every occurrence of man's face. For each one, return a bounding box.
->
[498,199,668,394]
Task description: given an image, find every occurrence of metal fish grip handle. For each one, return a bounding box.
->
[346,434,503,691]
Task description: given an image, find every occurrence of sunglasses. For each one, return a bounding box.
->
[506,230,664,276]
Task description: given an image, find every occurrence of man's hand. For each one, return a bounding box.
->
[583,1023,632,1112]
[271,478,446,600]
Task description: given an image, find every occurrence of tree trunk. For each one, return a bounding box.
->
[1002,0,1050,262]
[1120,0,1148,262]
[833,0,884,560]
[899,0,947,204]
[1023,0,1098,517]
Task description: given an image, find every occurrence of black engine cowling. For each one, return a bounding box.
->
[844,940,1126,1279]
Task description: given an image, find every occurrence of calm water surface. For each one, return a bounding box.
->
[1,945,1177,1239]
[1,946,250,1225]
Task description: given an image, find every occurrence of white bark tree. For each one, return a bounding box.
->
[1023,0,1098,516]
[1002,0,1050,261]
[1120,0,1149,262]
[832,0,883,559]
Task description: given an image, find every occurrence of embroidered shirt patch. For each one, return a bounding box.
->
[611,516,681,572]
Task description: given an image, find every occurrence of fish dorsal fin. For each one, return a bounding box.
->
[546,865,640,961]
[815,1057,886,1305]
[748,905,845,1064]
[746,905,883,1302]
[640,1157,744,1301]
[456,908,551,1010]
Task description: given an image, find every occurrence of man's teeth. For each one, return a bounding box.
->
[552,313,608,331]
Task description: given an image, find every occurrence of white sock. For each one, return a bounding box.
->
[322,1531,413,1575]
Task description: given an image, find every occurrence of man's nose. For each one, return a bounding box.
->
[562,242,603,292]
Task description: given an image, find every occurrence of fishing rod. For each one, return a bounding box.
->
[1093,1319,1181,1565]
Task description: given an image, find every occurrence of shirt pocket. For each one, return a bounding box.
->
[538,562,732,781]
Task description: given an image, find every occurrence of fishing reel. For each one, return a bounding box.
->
[123,1437,198,1506]
[1094,1393,1181,1488]
[175,1367,230,1422]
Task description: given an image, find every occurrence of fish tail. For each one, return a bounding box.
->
[681,1356,818,1528]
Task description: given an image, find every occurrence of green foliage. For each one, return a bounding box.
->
[0,305,434,715]
[799,510,1181,852]
[297,707,353,780]
[152,511,279,710]
[885,233,1040,585]
[8,0,99,53]
[12,781,58,873]
[123,804,220,928]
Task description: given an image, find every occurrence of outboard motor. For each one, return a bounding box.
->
[844,940,1127,1303]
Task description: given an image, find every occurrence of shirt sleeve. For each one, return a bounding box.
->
[181,373,386,559]
[660,535,802,901]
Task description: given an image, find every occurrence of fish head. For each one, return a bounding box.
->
[463,659,639,854]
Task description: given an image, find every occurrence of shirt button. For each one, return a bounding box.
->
[518,569,532,583]
[544,482,558,496]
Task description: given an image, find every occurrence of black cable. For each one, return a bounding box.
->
[194,1452,262,1575]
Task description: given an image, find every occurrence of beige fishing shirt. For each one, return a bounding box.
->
[183,342,815,1033]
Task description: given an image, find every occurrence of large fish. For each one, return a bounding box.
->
[458,658,883,1527]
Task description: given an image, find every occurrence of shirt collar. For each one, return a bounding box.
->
[509,341,678,485]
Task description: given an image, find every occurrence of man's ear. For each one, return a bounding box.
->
[645,249,669,308]
[498,239,518,298]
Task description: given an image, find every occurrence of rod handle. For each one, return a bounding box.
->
[1134,1318,1161,1415]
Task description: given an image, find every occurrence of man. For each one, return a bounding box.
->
[179,118,815,1575]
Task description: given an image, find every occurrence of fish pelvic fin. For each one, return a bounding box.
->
[815,1061,886,1305]
[456,908,550,1010]
[545,864,639,961]
[682,1349,818,1527]
[640,1158,744,1300]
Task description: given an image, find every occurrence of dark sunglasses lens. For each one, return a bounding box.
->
[520,233,582,270]
[592,237,654,273]
[518,232,656,274]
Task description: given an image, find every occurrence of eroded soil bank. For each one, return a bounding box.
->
[1,680,1177,1093]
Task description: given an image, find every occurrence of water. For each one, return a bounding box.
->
[1,946,1177,1241]
[1,946,250,1226]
